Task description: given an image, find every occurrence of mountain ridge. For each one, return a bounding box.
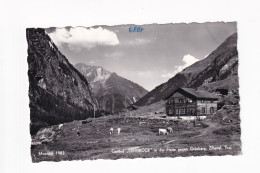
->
[74,63,148,113]
[134,33,238,107]
[27,28,101,135]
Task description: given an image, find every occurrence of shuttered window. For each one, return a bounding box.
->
[169,108,173,114]
[210,107,214,113]
[202,107,206,114]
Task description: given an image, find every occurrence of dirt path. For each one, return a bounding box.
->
[164,139,176,144]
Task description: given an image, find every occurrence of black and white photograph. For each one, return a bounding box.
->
[27,23,241,162]
[2,0,260,172]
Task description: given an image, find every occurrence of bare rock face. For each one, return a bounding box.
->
[134,33,238,106]
[75,63,148,114]
[27,28,100,135]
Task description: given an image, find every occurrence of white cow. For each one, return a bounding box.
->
[159,128,169,135]
[109,128,114,135]
[167,127,173,133]
[58,124,64,130]
[76,126,80,136]
[117,128,121,135]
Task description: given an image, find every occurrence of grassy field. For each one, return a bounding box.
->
[31,105,241,162]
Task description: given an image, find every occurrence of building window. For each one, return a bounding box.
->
[179,108,185,114]
[202,107,206,114]
[169,108,173,114]
[201,100,205,103]
[210,107,214,113]
[175,108,186,114]
[179,99,183,103]
[168,99,173,104]
[210,100,214,103]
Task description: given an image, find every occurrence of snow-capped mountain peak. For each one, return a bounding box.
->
[74,63,112,83]
[74,63,148,113]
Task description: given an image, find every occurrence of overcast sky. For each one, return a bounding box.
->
[45,22,236,91]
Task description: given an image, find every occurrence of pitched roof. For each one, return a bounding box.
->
[166,87,219,100]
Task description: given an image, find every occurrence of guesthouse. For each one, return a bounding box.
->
[165,88,218,117]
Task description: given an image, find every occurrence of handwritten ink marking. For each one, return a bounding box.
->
[129,27,144,32]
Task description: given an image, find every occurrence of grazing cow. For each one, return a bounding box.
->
[167,127,173,133]
[117,128,121,135]
[158,128,169,135]
[109,128,114,135]
[58,124,64,130]
[76,127,80,136]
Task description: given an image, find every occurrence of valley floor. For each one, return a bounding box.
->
[31,111,241,162]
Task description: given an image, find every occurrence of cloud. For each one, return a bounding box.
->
[126,38,152,45]
[161,54,199,78]
[48,27,119,51]
[175,54,199,72]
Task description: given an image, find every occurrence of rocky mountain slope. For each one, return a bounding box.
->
[134,33,238,107]
[27,28,101,135]
[75,63,148,113]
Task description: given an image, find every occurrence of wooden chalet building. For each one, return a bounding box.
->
[165,88,218,117]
